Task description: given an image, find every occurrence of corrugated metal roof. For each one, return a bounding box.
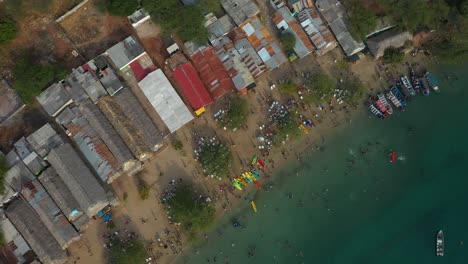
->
[36,82,73,117]
[207,15,236,41]
[221,0,260,25]
[229,28,267,77]
[138,70,194,133]
[0,216,32,263]
[106,36,145,69]
[21,179,80,249]
[190,46,235,99]
[5,161,35,192]
[26,123,64,158]
[173,62,213,111]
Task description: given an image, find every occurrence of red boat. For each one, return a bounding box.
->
[254,181,262,189]
[257,158,265,168]
[391,151,397,163]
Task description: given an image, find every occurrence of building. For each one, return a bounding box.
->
[211,35,256,94]
[128,9,150,28]
[4,196,68,264]
[105,36,156,82]
[229,28,267,77]
[288,0,313,13]
[56,105,120,183]
[11,137,48,176]
[221,0,260,26]
[0,80,24,125]
[240,17,287,70]
[367,30,412,59]
[297,7,337,56]
[26,123,64,158]
[36,82,73,117]
[78,100,141,174]
[172,62,213,115]
[270,0,286,9]
[187,44,235,99]
[206,14,236,41]
[20,179,80,249]
[315,0,365,57]
[4,161,35,192]
[273,7,315,59]
[0,212,36,264]
[47,143,109,217]
[137,70,194,133]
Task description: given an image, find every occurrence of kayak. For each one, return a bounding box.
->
[391,151,397,163]
[254,180,262,189]
[233,181,243,190]
[251,201,257,213]
[299,124,308,134]
[243,173,254,182]
[257,158,265,168]
[251,155,258,165]
[251,169,260,179]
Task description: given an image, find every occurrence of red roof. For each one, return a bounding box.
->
[173,62,213,110]
[191,46,234,99]
[130,60,152,81]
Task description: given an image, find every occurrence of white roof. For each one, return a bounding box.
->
[258,48,271,62]
[242,23,255,36]
[138,70,194,133]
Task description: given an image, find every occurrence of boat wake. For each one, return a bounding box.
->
[397,155,406,161]
[348,148,355,156]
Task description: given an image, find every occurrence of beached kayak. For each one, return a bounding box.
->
[254,181,262,189]
[251,201,257,213]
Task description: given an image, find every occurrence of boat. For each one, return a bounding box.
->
[389,151,397,163]
[232,218,242,228]
[377,93,393,115]
[400,75,416,96]
[410,67,421,93]
[396,81,410,100]
[420,78,431,96]
[233,180,243,190]
[253,180,262,189]
[251,169,260,179]
[257,158,265,168]
[243,173,253,182]
[251,155,258,165]
[251,201,257,213]
[373,97,389,117]
[390,85,408,106]
[386,91,404,111]
[299,124,308,134]
[436,230,444,256]
[368,104,384,119]
[425,72,440,92]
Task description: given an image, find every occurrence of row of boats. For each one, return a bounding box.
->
[369,70,440,118]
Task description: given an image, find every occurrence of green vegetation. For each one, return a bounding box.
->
[12,54,67,105]
[122,192,128,203]
[280,32,296,51]
[279,80,298,95]
[198,141,232,178]
[219,97,249,130]
[383,47,404,64]
[274,114,301,145]
[0,16,17,45]
[97,0,139,16]
[0,156,10,195]
[304,73,336,104]
[171,139,183,150]
[345,0,377,41]
[138,183,150,200]
[199,0,222,13]
[342,79,366,106]
[109,239,147,264]
[166,183,215,239]
[143,1,208,43]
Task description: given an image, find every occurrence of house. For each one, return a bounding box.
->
[315,0,365,57]
[4,161,35,192]
[4,196,68,264]
[240,17,287,70]
[36,82,73,117]
[172,62,213,115]
[78,100,141,175]
[366,30,412,59]
[270,0,286,9]
[211,35,256,94]
[0,79,24,126]
[26,123,64,158]
[105,36,156,82]
[12,137,48,176]
[137,70,194,133]
[221,0,260,26]
[128,9,150,28]
[272,7,315,59]
[46,143,109,218]
[297,7,337,55]
[205,14,236,41]
[20,179,80,249]
[288,0,313,13]
[55,105,120,183]
[229,28,267,77]
[0,213,35,264]
[186,44,235,99]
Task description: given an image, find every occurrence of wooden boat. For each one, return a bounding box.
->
[400,75,416,96]
[368,104,384,119]
[377,94,393,115]
[386,91,404,111]
[436,230,444,256]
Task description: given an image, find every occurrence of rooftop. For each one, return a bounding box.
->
[172,62,213,112]
[288,0,313,12]
[128,8,150,27]
[26,123,64,158]
[229,28,267,77]
[221,0,260,26]
[367,30,412,58]
[206,15,236,41]
[297,7,337,54]
[106,36,146,69]
[36,82,73,117]
[138,70,194,133]
[0,80,24,125]
[0,215,33,264]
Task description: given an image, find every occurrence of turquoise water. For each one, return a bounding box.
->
[177,65,468,264]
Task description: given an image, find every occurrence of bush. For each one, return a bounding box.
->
[304,73,335,103]
[12,54,67,105]
[167,183,215,238]
[138,184,150,200]
[0,156,10,195]
[345,0,377,41]
[104,0,139,16]
[219,97,249,130]
[198,141,232,178]
[342,79,366,105]
[274,114,301,145]
[171,139,183,150]
[383,47,404,64]
[0,17,17,45]
[109,239,147,264]
[279,80,297,95]
[280,32,296,51]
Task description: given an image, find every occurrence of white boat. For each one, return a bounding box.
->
[400,75,416,96]
[386,91,404,110]
[368,104,384,119]
[377,93,393,115]
[436,230,444,256]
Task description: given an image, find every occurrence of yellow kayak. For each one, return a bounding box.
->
[300,124,308,134]
[251,201,257,213]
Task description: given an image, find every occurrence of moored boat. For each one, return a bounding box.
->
[436,230,444,256]
[400,75,416,96]
[396,81,411,100]
[390,85,408,106]
[420,78,430,96]
[373,97,389,117]
[425,72,440,92]
[368,104,384,119]
[410,67,420,93]
[386,91,405,110]
[377,93,393,115]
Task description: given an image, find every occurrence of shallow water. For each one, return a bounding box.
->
[176,64,468,264]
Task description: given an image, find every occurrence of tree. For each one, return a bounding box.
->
[219,97,249,130]
[0,17,17,45]
[0,156,10,195]
[166,183,215,238]
[109,239,147,264]
[172,139,183,150]
[342,79,366,105]
[280,32,296,51]
[138,183,150,200]
[303,73,335,103]
[12,54,67,105]
[274,114,300,145]
[198,141,232,178]
[279,80,298,95]
[346,0,377,41]
[383,47,405,64]
[102,0,139,16]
